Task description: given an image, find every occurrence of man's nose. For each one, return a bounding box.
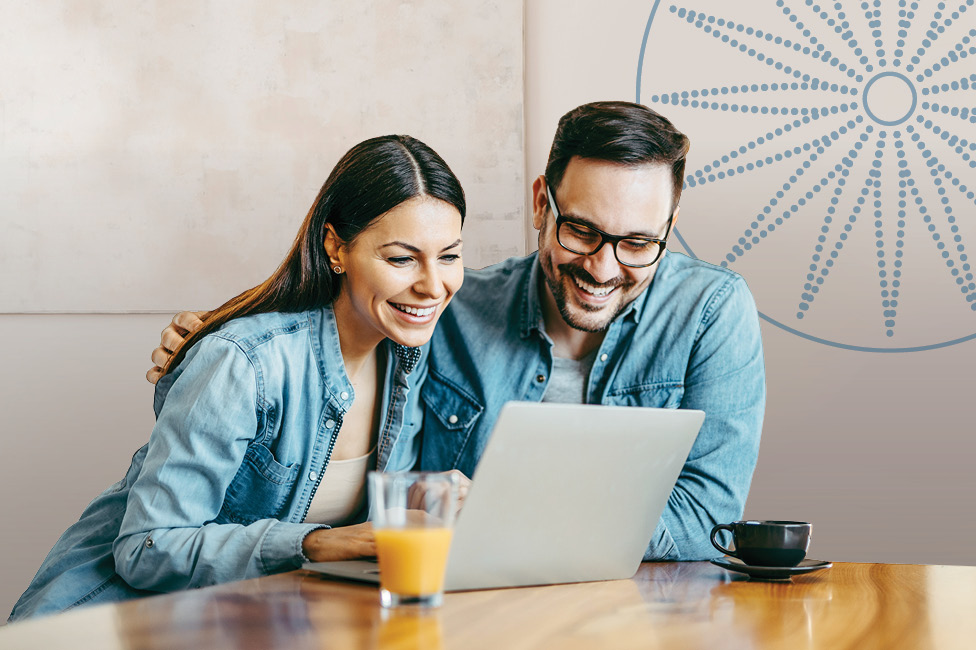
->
[582,242,620,284]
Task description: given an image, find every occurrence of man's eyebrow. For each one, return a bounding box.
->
[380,239,463,253]
[560,212,661,239]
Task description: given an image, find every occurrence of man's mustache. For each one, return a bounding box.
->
[557,262,628,289]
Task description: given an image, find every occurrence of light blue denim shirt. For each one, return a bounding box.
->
[419,251,765,561]
[9,307,426,622]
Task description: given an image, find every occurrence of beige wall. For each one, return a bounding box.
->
[1,1,524,311]
[525,0,976,566]
[0,315,167,619]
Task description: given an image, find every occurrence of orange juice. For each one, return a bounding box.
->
[374,527,453,596]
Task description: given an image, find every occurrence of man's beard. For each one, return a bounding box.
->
[540,253,634,333]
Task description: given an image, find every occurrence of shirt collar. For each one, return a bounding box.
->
[391,343,422,374]
[636,251,675,322]
[316,305,422,400]
[519,252,547,339]
[316,304,353,400]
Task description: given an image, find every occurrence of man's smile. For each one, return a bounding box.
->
[560,264,627,307]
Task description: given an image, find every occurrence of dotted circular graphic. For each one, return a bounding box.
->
[863,71,917,125]
[637,0,976,352]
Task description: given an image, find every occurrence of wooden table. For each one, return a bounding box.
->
[3,561,975,649]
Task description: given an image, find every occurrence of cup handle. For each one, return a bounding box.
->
[710,524,738,558]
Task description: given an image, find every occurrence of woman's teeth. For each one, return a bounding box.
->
[393,303,437,317]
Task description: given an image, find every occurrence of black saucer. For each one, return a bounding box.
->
[710,557,832,581]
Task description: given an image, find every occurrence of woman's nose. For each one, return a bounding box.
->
[413,264,447,299]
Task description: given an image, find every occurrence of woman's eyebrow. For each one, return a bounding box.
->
[380,241,420,252]
[380,239,463,253]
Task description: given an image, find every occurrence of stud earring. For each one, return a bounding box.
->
[333,265,343,274]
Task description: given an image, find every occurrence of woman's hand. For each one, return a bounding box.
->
[406,470,472,515]
[146,310,210,383]
[446,469,471,513]
[302,523,376,562]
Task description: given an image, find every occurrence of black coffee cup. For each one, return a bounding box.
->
[710,520,812,567]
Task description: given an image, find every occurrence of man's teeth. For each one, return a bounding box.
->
[573,277,614,297]
[394,304,437,317]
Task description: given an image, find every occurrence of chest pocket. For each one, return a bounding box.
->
[218,443,300,525]
[605,383,685,409]
[420,372,484,469]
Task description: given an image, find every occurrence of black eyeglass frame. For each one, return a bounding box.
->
[544,179,675,269]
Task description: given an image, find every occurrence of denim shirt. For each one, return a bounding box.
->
[9,307,426,622]
[419,251,765,561]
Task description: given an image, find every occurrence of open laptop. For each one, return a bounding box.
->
[305,401,704,591]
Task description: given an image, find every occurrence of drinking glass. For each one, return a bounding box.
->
[368,471,459,608]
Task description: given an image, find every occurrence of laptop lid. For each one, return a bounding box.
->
[305,402,704,591]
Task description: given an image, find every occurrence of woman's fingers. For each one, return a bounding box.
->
[406,483,427,511]
[443,469,471,511]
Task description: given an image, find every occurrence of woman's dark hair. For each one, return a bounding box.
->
[545,101,690,211]
[164,134,465,375]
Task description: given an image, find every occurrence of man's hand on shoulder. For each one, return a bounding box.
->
[146,311,209,384]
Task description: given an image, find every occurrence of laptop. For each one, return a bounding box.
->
[304,401,704,591]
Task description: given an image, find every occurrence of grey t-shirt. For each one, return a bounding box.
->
[541,349,598,404]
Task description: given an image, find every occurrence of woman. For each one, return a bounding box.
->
[9,135,465,621]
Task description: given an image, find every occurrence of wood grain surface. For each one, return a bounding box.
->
[3,561,975,649]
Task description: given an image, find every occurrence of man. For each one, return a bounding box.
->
[150,101,765,561]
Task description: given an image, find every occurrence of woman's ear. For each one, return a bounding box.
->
[323,224,344,268]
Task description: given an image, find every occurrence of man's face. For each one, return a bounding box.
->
[532,158,677,333]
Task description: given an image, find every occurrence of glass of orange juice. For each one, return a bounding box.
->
[368,471,459,608]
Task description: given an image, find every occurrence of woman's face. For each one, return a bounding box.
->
[329,196,464,351]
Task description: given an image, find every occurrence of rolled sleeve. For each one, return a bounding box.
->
[646,276,766,561]
[113,336,317,591]
[263,522,330,569]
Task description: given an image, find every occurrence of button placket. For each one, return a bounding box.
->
[300,409,344,523]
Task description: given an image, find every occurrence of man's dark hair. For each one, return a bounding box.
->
[545,101,690,211]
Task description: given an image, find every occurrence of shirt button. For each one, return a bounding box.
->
[536,374,546,383]
[325,419,336,429]
[309,471,318,481]
[448,414,459,424]
[145,537,154,549]
[600,353,608,362]
[340,391,349,400]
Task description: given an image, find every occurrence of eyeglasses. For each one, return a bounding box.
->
[545,179,673,268]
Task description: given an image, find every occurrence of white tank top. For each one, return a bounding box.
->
[303,447,376,526]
